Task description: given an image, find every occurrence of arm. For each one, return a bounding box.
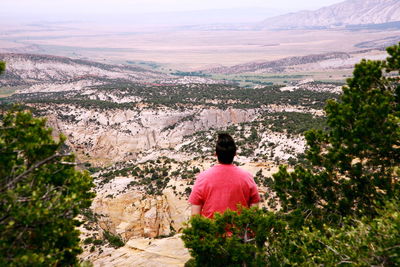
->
[250,202,259,208]
[248,176,261,208]
[191,204,202,216]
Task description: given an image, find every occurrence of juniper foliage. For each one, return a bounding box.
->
[0,61,5,74]
[0,109,95,266]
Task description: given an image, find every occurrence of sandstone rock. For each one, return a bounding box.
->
[92,178,190,240]
[85,235,190,267]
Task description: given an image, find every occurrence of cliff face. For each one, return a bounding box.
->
[44,106,259,164]
[92,184,190,239]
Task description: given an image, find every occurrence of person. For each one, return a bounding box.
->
[188,133,260,218]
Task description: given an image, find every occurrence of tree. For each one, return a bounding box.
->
[183,201,400,266]
[0,109,95,266]
[273,43,400,224]
[276,198,400,266]
[0,61,5,74]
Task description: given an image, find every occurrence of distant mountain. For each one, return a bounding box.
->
[256,0,400,30]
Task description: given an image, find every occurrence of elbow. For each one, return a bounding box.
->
[191,204,202,216]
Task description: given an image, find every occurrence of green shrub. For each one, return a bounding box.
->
[0,61,5,74]
[103,231,124,248]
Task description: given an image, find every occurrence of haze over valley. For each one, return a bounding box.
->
[1,0,399,265]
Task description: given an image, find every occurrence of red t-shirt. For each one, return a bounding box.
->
[188,164,260,218]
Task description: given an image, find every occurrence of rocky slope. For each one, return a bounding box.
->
[207,52,351,74]
[0,53,169,87]
[256,0,400,30]
[0,53,223,89]
[42,105,259,164]
[81,235,191,267]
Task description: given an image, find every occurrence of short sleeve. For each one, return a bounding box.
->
[188,177,204,205]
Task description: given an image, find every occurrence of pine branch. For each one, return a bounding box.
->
[1,153,71,192]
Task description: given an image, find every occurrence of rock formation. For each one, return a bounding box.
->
[92,185,190,240]
[44,106,259,164]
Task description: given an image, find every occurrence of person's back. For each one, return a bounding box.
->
[189,133,260,218]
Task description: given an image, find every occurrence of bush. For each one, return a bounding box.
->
[103,231,124,248]
[182,207,285,267]
[272,200,400,266]
[0,61,5,74]
[183,200,400,266]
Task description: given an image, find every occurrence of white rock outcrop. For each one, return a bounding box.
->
[82,235,191,267]
[45,106,258,164]
[92,176,191,240]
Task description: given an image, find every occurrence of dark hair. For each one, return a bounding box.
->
[216,133,237,164]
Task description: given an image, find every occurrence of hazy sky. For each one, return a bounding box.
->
[1,0,347,26]
[3,0,345,15]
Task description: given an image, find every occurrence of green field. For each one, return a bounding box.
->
[0,86,21,98]
[210,70,352,86]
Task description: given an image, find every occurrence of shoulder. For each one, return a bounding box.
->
[232,165,253,178]
[198,165,218,178]
[195,165,217,184]
[233,166,257,185]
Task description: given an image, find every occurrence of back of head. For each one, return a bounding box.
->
[216,133,237,164]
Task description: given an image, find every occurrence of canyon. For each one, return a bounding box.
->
[0,52,335,265]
